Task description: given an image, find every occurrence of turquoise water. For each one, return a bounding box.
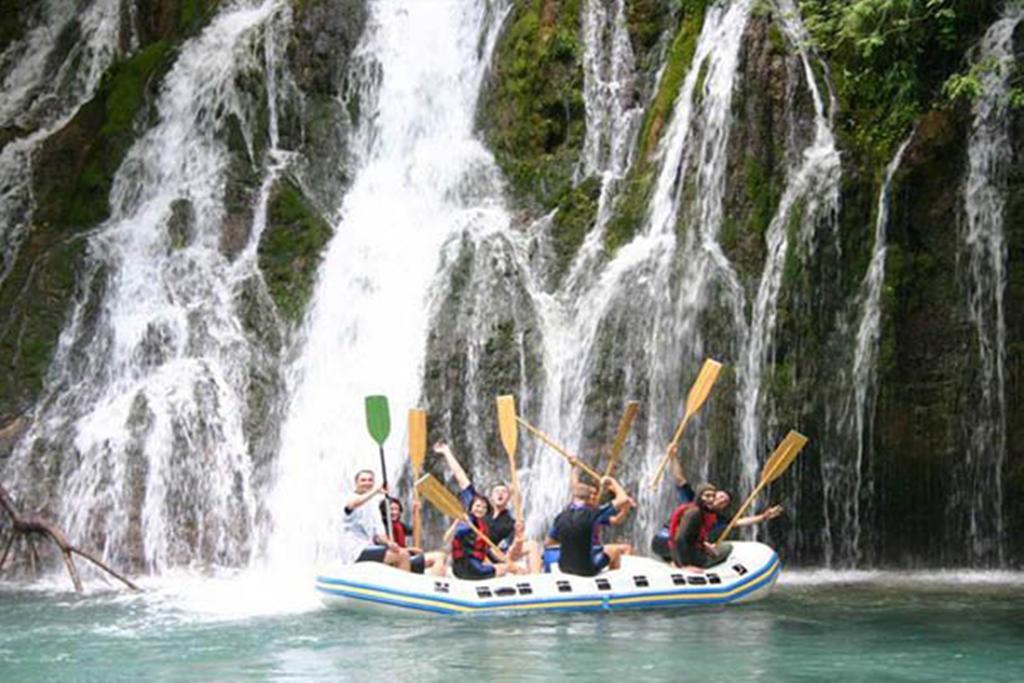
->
[1,573,1022,681]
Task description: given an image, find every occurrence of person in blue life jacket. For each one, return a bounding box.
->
[546,474,634,577]
[650,443,783,562]
[433,441,542,574]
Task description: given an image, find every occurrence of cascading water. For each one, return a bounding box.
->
[0,0,122,285]
[4,0,290,572]
[958,6,1022,565]
[823,135,913,568]
[262,0,513,570]
[735,0,840,529]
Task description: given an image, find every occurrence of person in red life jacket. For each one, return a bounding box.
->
[547,475,634,577]
[651,444,784,561]
[433,441,542,574]
[447,494,521,580]
[669,483,732,568]
[378,497,447,576]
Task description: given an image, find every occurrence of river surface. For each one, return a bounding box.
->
[1,571,1022,681]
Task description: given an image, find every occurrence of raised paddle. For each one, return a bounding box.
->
[515,416,604,482]
[365,395,393,541]
[599,400,640,501]
[408,408,427,549]
[716,430,808,545]
[649,359,723,490]
[415,473,508,562]
[496,395,524,526]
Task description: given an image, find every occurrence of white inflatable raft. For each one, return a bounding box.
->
[316,541,780,615]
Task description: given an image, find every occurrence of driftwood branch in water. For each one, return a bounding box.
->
[0,483,140,592]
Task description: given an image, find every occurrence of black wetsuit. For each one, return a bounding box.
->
[548,503,615,576]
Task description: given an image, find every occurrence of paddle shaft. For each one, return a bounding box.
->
[515,417,603,481]
[378,445,393,541]
[649,413,691,491]
[412,482,422,549]
[459,514,508,562]
[716,477,768,545]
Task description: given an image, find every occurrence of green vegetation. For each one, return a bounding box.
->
[798,0,997,163]
[603,1,708,255]
[550,175,601,282]
[258,178,333,324]
[636,1,707,163]
[478,0,586,211]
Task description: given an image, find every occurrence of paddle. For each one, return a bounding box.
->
[408,408,427,549]
[716,430,808,545]
[649,359,723,491]
[515,416,603,482]
[365,395,393,541]
[599,401,640,501]
[496,395,524,527]
[415,473,508,561]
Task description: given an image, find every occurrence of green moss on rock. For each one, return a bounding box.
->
[636,1,707,163]
[258,178,333,324]
[478,0,587,211]
[603,169,655,254]
[550,175,601,282]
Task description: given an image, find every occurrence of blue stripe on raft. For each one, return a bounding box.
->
[316,553,781,613]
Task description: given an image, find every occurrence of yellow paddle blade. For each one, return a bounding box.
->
[496,395,518,458]
[604,400,640,477]
[684,359,723,418]
[761,431,809,485]
[408,409,427,474]
[415,474,466,520]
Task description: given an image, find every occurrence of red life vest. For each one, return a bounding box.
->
[391,521,407,548]
[668,502,718,548]
[451,517,489,561]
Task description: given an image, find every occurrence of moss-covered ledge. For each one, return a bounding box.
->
[602,1,708,255]
[477,0,586,212]
[257,177,333,324]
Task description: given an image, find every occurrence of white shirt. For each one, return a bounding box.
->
[340,492,386,564]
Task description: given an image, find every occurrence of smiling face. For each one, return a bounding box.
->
[699,487,717,509]
[712,490,732,512]
[470,496,489,519]
[354,470,375,494]
[389,500,402,521]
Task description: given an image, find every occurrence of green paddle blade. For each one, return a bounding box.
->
[365,395,391,445]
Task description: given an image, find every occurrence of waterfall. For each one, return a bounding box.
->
[263,0,513,570]
[578,0,643,226]
[959,7,1022,565]
[4,0,290,572]
[824,135,913,568]
[0,0,122,285]
[735,0,840,525]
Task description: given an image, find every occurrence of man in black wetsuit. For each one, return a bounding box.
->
[547,476,633,577]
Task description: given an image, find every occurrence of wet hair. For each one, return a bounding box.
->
[354,469,375,484]
[572,482,597,500]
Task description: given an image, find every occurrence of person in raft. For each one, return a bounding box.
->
[547,475,634,577]
[433,441,543,574]
[650,443,783,562]
[379,496,446,576]
[444,491,524,580]
[543,466,635,571]
[668,483,734,569]
[341,469,411,571]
